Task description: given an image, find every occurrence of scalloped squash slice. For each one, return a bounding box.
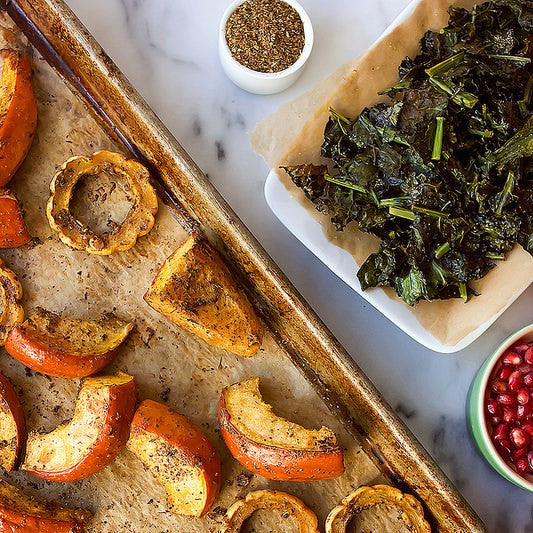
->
[144,233,263,356]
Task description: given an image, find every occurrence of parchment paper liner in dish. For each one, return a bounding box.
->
[0,12,388,533]
[251,0,533,347]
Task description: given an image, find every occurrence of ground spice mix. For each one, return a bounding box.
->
[225,0,305,73]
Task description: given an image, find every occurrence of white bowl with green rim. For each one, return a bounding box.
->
[467,323,533,491]
[219,0,314,94]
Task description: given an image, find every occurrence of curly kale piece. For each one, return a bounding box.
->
[284,0,533,305]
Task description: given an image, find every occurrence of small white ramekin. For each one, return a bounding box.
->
[219,0,314,95]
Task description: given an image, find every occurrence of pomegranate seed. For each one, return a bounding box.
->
[486,399,501,416]
[513,447,528,462]
[515,457,530,474]
[493,423,509,441]
[503,407,517,423]
[514,343,530,354]
[491,379,508,393]
[518,364,533,374]
[508,371,522,392]
[497,393,516,406]
[524,372,533,387]
[517,388,530,405]
[510,427,529,448]
[503,352,523,366]
[517,403,533,420]
[491,415,502,425]
[521,422,533,437]
[499,366,512,380]
[528,451,533,470]
[526,346,533,365]
[497,439,512,459]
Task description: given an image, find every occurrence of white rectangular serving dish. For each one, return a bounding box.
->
[262,0,532,354]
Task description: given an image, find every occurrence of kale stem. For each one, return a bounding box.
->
[487,54,531,63]
[425,51,464,77]
[389,206,415,220]
[412,205,450,219]
[329,107,350,124]
[495,170,516,215]
[379,196,410,207]
[435,242,450,259]
[429,77,478,108]
[468,128,493,138]
[432,117,445,160]
[459,283,468,302]
[324,174,368,194]
[486,252,504,260]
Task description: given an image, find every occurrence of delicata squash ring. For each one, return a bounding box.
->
[325,484,431,533]
[223,490,319,533]
[0,259,23,346]
[46,150,158,255]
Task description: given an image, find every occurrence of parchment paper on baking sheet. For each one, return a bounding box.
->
[251,0,533,347]
[0,11,388,533]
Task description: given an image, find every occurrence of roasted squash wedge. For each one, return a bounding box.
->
[0,478,91,532]
[219,377,344,481]
[0,372,25,471]
[325,485,431,533]
[22,372,137,482]
[5,308,134,378]
[0,49,37,187]
[0,190,31,248]
[144,233,263,356]
[46,151,158,255]
[0,259,24,346]
[127,399,221,518]
[223,490,319,533]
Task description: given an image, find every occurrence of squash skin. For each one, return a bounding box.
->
[223,490,319,533]
[22,372,137,482]
[127,399,221,518]
[0,191,31,248]
[0,259,24,346]
[0,372,25,471]
[218,378,344,481]
[46,151,158,255]
[144,233,263,357]
[0,50,37,187]
[0,478,91,532]
[5,308,134,378]
[325,484,431,533]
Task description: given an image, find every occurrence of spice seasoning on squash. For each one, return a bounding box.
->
[225,0,304,73]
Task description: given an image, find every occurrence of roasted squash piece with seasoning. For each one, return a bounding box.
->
[219,377,344,481]
[22,372,136,482]
[0,190,31,248]
[127,399,221,518]
[223,489,319,533]
[0,49,37,187]
[325,485,431,533]
[0,478,91,532]
[46,151,158,255]
[0,372,25,471]
[144,233,263,356]
[0,259,24,346]
[5,308,134,378]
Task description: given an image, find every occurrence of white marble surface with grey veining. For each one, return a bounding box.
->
[64,1,533,531]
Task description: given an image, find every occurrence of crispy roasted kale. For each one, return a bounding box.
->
[284,0,533,306]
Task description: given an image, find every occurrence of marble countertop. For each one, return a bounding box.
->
[65,0,533,530]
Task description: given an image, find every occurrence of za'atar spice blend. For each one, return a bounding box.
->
[225,0,305,73]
